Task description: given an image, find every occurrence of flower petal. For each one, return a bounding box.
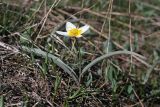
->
[56,31,68,36]
[79,25,89,34]
[66,22,76,31]
[76,35,83,38]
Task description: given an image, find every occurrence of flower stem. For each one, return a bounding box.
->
[73,38,82,76]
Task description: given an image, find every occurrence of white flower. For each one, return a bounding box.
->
[56,22,89,38]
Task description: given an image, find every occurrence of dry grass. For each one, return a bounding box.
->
[1,0,160,106]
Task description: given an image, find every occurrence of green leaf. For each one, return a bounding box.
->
[0,96,4,107]
[105,65,118,92]
[69,87,85,100]
[64,100,69,107]
[112,79,117,92]
[54,76,61,94]
[85,72,92,87]
[107,65,114,81]
[20,29,32,44]
[103,40,115,53]
[133,33,139,51]
[127,85,133,94]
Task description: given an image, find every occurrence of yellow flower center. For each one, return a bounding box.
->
[67,28,82,37]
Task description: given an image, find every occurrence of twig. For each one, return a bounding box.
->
[133,88,144,107]
[65,6,151,20]
[35,0,61,42]
[63,6,148,35]
[128,0,133,74]
[0,41,19,53]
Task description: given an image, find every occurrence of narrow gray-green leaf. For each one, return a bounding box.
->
[22,46,79,85]
[80,50,151,80]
